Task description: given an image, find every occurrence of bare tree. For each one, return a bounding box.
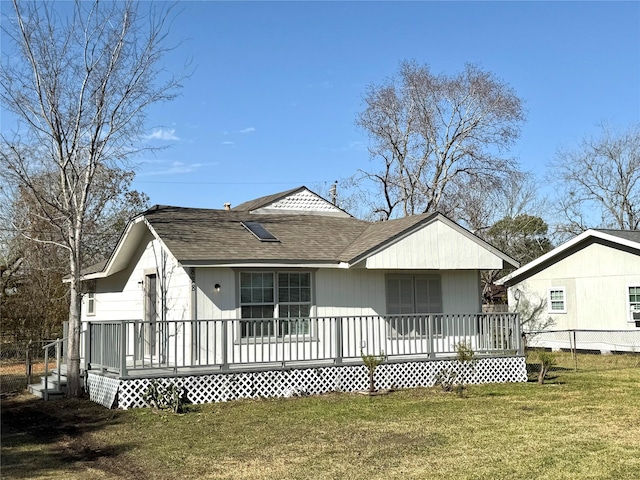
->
[1,0,184,396]
[551,124,640,237]
[355,61,525,220]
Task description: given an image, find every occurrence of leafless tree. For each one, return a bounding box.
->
[355,61,526,221]
[1,0,185,396]
[551,124,640,237]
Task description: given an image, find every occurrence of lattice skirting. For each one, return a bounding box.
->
[96,356,527,409]
[87,373,120,408]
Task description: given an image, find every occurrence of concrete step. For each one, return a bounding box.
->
[27,372,68,400]
[28,382,65,400]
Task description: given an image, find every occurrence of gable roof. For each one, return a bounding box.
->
[81,186,518,279]
[232,186,351,217]
[232,187,304,212]
[142,206,368,265]
[593,229,640,243]
[497,229,640,286]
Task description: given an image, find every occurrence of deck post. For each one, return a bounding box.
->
[120,320,128,377]
[44,347,49,401]
[63,322,69,367]
[428,315,435,359]
[84,322,91,370]
[335,317,343,366]
[513,313,523,355]
[221,319,229,371]
[99,324,106,374]
[55,339,61,393]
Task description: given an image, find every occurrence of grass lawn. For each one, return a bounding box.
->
[2,353,639,479]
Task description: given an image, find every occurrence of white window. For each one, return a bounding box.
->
[386,275,442,336]
[239,271,312,338]
[87,292,96,316]
[628,286,640,326]
[548,287,566,314]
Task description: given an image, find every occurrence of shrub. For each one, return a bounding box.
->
[537,350,556,385]
[435,342,476,397]
[142,380,186,413]
[361,350,386,393]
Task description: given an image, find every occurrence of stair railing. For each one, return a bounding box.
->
[42,337,64,401]
[41,325,86,401]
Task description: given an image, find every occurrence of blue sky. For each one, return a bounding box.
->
[4,1,640,213]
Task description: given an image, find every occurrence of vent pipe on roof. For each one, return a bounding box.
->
[329,181,337,205]
[223,202,231,210]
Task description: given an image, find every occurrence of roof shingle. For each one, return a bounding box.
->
[144,206,371,264]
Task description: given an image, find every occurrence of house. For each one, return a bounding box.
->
[78,186,526,408]
[497,229,640,352]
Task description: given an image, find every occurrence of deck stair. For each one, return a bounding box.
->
[28,370,67,400]
[27,333,76,401]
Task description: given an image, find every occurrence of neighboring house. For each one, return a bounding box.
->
[497,229,640,352]
[78,186,526,408]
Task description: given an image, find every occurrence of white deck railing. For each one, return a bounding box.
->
[85,313,521,377]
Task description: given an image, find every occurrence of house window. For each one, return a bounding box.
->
[628,286,640,327]
[239,272,312,338]
[386,275,442,336]
[548,287,566,314]
[87,292,96,316]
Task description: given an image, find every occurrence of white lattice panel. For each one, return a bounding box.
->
[109,356,527,409]
[87,373,120,408]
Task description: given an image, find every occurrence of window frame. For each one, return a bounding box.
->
[627,285,640,326]
[238,270,314,340]
[86,291,96,316]
[547,287,567,314]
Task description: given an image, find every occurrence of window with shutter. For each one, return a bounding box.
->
[386,275,442,336]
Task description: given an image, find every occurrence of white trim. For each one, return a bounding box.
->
[237,270,315,339]
[180,262,341,269]
[86,292,96,316]
[547,287,567,314]
[77,216,149,281]
[627,284,640,324]
[497,229,640,286]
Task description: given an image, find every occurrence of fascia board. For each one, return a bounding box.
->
[496,229,640,286]
[140,217,180,266]
[179,261,343,269]
[71,216,145,281]
[101,216,148,277]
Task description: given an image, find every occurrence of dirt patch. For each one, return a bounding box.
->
[1,394,149,479]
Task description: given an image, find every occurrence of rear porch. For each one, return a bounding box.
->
[83,313,527,408]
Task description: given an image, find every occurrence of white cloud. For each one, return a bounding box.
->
[223,127,256,135]
[139,161,216,176]
[222,141,235,145]
[147,128,179,141]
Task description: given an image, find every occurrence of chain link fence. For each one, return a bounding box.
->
[525,329,640,354]
[524,330,640,380]
[0,339,57,395]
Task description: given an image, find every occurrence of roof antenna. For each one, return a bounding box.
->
[329,181,337,205]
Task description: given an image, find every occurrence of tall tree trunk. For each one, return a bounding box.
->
[66,255,82,397]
